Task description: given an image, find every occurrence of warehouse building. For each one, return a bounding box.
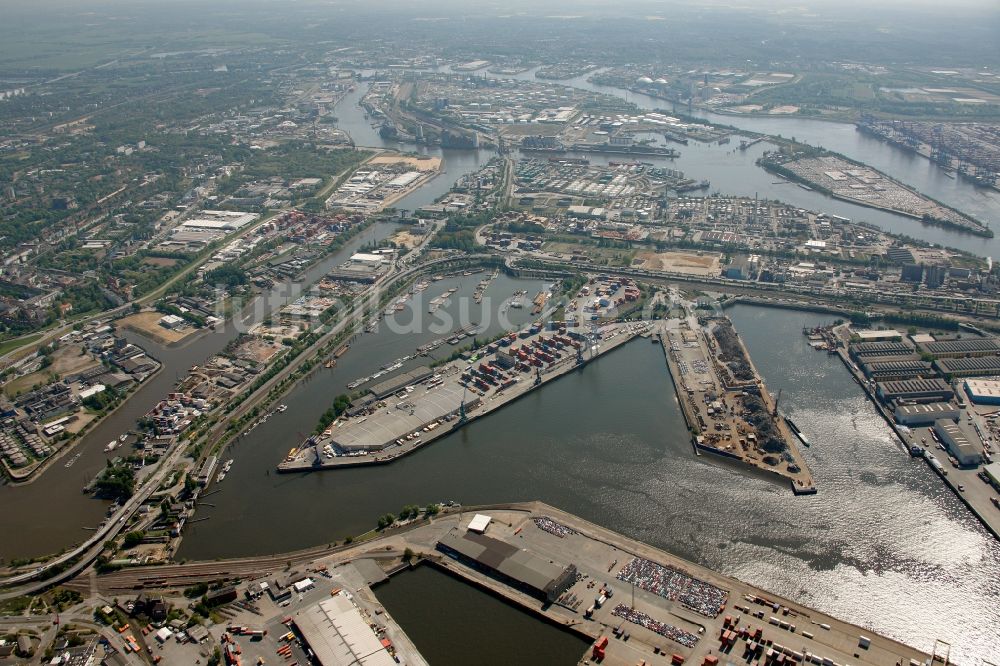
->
[849,341,913,359]
[368,366,434,399]
[195,455,218,486]
[984,461,1000,488]
[933,420,982,468]
[963,378,1000,405]
[876,378,954,403]
[181,210,258,231]
[919,337,1000,358]
[850,329,903,342]
[860,359,933,382]
[437,528,577,603]
[293,593,395,666]
[935,355,1000,378]
[894,402,961,426]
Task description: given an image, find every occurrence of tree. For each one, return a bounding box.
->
[402,547,414,562]
[122,531,145,548]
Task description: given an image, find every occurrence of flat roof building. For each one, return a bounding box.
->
[894,401,960,426]
[933,420,981,468]
[468,514,492,534]
[860,359,933,382]
[876,378,954,403]
[293,593,396,666]
[368,366,434,399]
[985,461,1000,487]
[963,378,1000,405]
[920,337,1000,358]
[851,329,903,342]
[849,341,913,359]
[437,528,577,602]
[181,210,258,231]
[935,355,1000,378]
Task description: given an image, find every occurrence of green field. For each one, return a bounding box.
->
[0,333,43,358]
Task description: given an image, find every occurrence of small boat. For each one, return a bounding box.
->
[277,404,288,413]
[118,434,127,442]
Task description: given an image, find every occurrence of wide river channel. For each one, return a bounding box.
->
[2,70,998,662]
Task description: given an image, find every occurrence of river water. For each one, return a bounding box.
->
[521,67,1000,255]
[0,213,415,560]
[173,303,999,662]
[3,69,999,662]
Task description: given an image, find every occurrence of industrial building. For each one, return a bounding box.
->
[849,341,913,359]
[933,420,982,467]
[963,378,1000,405]
[894,401,960,426]
[195,455,218,486]
[876,378,954,403]
[850,329,903,342]
[919,337,1000,358]
[436,528,577,602]
[860,358,933,381]
[325,252,392,283]
[985,461,1000,487]
[293,593,396,666]
[368,366,434,399]
[934,355,1000,378]
[329,376,473,452]
[180,210,258,231]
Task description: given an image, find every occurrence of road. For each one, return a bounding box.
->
[0,440,190,599]
[0,248,492,597]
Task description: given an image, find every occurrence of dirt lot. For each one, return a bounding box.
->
[367,154,442,171]
[542,241,637,266]
[634,250,721,276]
[142,256,180,268]
[3,344,102,397]
[231,337,282,364]
[390,229,423,250]
[117,311,195,345]
[64,412,97,434]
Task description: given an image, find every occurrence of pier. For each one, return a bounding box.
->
[277,321,652,472]
[86,502,934,666]
[656,315,816,494]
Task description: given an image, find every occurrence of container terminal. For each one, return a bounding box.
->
[87,502,935,666]
[277,320,652,472]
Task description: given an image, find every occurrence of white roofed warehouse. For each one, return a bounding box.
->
[292,592,396,666]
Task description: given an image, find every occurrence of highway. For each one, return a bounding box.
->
[0,440,190,600]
